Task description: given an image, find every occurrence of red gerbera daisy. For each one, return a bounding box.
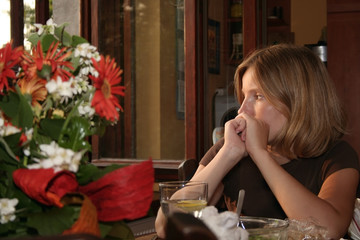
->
[0,42,23,91]
[21,41,74,82]
[89,55,125,122]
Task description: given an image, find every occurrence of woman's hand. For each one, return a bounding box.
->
[222,116,247,159]
[235,113,269,158]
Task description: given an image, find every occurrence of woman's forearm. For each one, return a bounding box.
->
[190,146,242,200]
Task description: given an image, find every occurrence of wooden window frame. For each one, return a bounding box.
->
[10,0,49,48]
[83,0,201,163]
[9,0,258,179]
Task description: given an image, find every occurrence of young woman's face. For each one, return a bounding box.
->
[238,67,287,142]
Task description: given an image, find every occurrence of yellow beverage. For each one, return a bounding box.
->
[162,199,207,218]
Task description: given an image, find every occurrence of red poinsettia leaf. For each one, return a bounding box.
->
[13,168,79,207]
[79,159,154,222]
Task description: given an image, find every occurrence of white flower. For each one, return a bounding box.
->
[74,43,100,78]
[34,18,57,35]
[3,125,21,136]
[28,141,83,173]
[71,76,92,95]
[46,77,75,104]
[74,43,101,65]
[0,198,18,224]
[33,23,44,35]
[0,117,21,137]
[76,90,95,119]
[23,147,30,156]
[78,103,95,118]
[45,18,57,34]
[25,128,33,141]
[74,43,96,57]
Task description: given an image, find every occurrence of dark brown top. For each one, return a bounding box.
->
[200,138,360,219]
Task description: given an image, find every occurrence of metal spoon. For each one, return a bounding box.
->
[236,189,245,217]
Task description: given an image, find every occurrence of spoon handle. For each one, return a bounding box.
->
[236,189,245,217]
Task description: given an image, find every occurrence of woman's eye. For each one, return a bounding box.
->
[255,94,264,100]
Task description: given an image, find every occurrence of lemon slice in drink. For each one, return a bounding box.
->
[175,199,207,213]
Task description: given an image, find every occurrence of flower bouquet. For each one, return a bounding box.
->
[0,19,154,239]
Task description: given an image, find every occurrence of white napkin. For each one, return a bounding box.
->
[348,198,360,240]
[200,206,249,240]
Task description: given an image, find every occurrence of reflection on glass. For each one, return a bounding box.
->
[98,0,185,160]
[0,0,10,47]
[24,0,36,50]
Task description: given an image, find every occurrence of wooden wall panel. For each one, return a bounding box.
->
[327,2,360,156]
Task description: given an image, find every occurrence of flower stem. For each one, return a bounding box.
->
[0,137,20,163]
[58,98,84,143]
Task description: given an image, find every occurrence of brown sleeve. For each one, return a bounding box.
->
[199,138,225,166]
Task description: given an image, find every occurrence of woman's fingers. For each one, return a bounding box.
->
[237,113,269,153]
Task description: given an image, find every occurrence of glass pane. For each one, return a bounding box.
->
[24,0,36,50]
[0,0,10,47]
[97,0,185,160]
[134,0,185,160]
[205,0,241,148]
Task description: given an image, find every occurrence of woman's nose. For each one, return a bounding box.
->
[238,99,252,115]
[238,102,246,114]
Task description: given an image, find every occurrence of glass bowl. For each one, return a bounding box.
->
[238,216,289,240]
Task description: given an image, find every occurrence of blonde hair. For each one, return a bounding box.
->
[234,44,347,158]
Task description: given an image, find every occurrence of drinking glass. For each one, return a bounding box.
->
[159,181,208,218]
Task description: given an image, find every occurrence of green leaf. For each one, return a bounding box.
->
[54,24,72,46]
[76,164,99,185]
[99,222,114,238]
[94,164,128,181]
[72,35,88,47]
[54,24,69,40]
[61,31,72,46]
[0,87,34,129]
[37,64,52,79]
[102,221,135,240]
[17,88,34,129]
[0,223,29,238]
[76,164,127,186]
[0,91,20,119]
[32,132,52,146]
[27,33,40,47]
[70,55,80,72]
[41,34,58,52]
[0,161,18,196]
[0,136,21,164]
[26,206,80,236]
[39,118,65,141]
[1,134,23,160]
[59,116,92,152]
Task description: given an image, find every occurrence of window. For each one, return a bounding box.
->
[86,0,191,162]
[8,0,50,48]
[7,0,201,173]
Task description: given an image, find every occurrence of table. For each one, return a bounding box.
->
[135,233,159,240]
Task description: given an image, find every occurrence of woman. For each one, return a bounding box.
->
[155,44,359,239]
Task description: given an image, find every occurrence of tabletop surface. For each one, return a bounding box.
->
[135,233,158,240]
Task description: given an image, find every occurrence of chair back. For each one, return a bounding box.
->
[178,159,199,181]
